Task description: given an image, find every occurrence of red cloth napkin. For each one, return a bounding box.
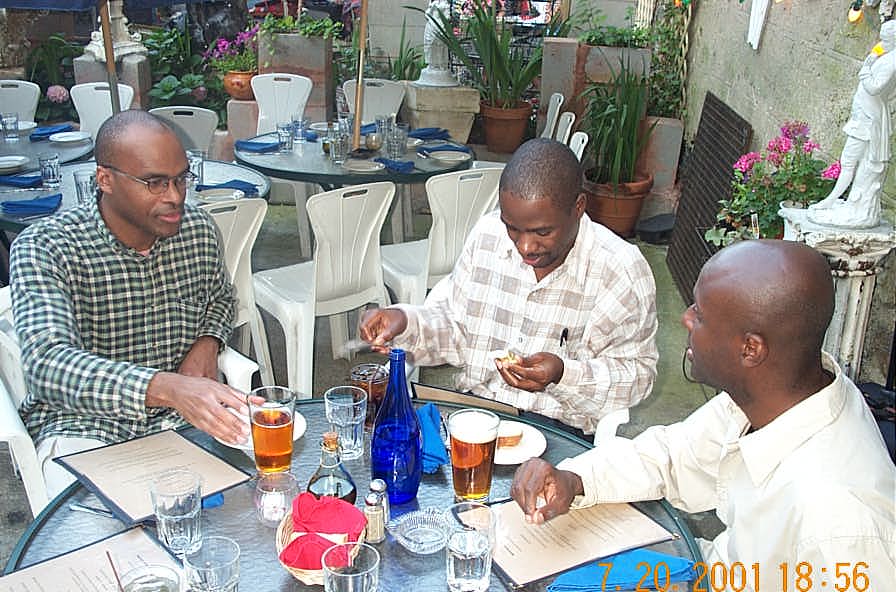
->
[278,493,367,569]
[279,532,339,570]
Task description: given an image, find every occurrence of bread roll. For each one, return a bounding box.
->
[497,422,523,448]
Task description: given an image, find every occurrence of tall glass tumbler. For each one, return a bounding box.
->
[150,468,203,555]
[448,409,500,501]
[444,502,496,592]
[248,386,296,473]
[324,385,367,460]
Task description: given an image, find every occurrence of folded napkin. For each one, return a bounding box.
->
[279,532,339,570]
[0,173,42,188]
[234,139,280,153]
[374,157,414,174]
[1,193,62,216]
[201,492,224,509]
[418,143,473,156]
[29,123,73,141]
[360,123,377,135]
[298,130,319,142]
[547,549,694,592]
[416,402,449,473]
[279,492,368,569]
[409,127,450,141]
[195,179,259,196]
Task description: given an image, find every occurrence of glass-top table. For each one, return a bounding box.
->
[0,128,94,172]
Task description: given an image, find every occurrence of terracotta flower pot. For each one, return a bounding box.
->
[479,101,531,154]
[223,70,256,101]
[583,172,654,238]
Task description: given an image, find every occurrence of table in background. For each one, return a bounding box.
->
[0,134,93,172]
[4,400,701,591]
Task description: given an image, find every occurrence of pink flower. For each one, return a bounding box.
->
[733,151,761,173]
[822,160,841,180]
[802,139,820,154]
[780,121,810,141]
[46,84,69,104]
[191,86,208,102]
[766,135,793,155]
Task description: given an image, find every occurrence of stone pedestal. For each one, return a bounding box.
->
[258,33,334,123]
[779,207,896,379]
[401,83,480,144]
[73,53,150,109]
[226,99,259,142]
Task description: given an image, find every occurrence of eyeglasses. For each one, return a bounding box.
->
[98,164,196,195]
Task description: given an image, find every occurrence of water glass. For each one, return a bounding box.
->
[448,409,500,501]
[375,115,391,137]
[150,468,203,555]
[329,132,349,165]
[338,114,354,136]
[1,112,18,142]
[291,113,310,143]
[444,502,496,592]
[324,386,368,460]
[248,386,296,473]
[184,536,240,592]
[254,472,298,528]
[73,170,96,206]
[276,122,294,153]
[322,542,380,592]
[120,564,181,592]
[350,363,388,430]
[38,153,61,188]
[186,149,206,186]
[386,123,409,159]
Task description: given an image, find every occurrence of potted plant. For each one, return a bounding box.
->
[205,24,260,101]
[580,55,655,238]
[704,121,839,246]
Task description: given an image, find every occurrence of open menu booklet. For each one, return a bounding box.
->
[54,429,250,524]
[491,499,676,587]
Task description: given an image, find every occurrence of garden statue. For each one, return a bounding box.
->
[417,0,458,86]
[809,20,896,229]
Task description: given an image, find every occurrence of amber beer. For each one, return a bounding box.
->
[448,409,500,501]
[248,386,296,473]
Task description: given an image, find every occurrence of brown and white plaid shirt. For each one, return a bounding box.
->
[392,211,658,435]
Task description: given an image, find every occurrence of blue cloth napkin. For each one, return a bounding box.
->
[202,492,224,509]
[416,402,449,474]
[29,123,73,141]
[0,173,42,188]
[547,549,694,592]
[360,123,377,135]
[195,179,259,196]
[298,130,319,142]
[234,139,280,153]
[374,157,414,174]
[418,144,473,156]
[409,127,450,141]
[1,193,62,216]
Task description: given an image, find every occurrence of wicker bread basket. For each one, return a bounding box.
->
[275,511,367,585]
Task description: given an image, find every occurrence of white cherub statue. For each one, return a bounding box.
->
[809,20,896,229]
[417,0,458,87]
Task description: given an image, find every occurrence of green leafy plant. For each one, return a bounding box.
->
[647,0,686,119]
[575,6,650,48]
[25,33,83,122]
[148,73,208,104]
[258,13,342,39]
[390,17,425,81]
[144,27,203,81]
[205,25,260,73]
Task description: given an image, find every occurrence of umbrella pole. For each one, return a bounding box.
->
[98,0,122,114]
[351,0,369,150]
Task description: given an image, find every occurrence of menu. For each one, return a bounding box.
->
[54,429,250,524]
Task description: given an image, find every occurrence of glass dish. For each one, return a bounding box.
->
[386,508,447,555]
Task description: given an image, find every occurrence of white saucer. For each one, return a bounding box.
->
[427,150,471,163]
[494,421,547,465]
[17,121,37,134]
[406,138,423,148]
[310,122,330,132]
[0,155,28,173]
[195,188,245,203]
[214,409,307,455]
[49,131,91,144]
[342,159,385,173]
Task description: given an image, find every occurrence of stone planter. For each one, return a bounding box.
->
[258,32,334,122]
[223,70,256,101]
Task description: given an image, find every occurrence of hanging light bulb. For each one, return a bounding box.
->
[848,0,864,23]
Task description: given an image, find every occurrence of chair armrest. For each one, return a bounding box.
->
[0,379,48,516]
[218,346,259,393]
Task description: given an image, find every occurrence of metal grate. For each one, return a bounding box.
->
[666,92,752,304]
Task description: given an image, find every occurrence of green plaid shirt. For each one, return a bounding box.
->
[10,198,235,446]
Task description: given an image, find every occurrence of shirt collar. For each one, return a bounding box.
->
[93,192,170,258]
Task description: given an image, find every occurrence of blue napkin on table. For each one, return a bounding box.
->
[547,549,694,592]
[0,173,42,188]
[409,127,450,141]
[298,130,319,142]
[234,139,280,153]
[29,123,73,141]
[416,402,449,474]
[360,123,377,135]
[374,157,414,174]
[195,179,259,196]
[418,144,472,156]
[1,193,62,216]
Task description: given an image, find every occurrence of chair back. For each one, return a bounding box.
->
[569,131,589,162]
[554,111,576,144]
[70,83,135,140]
[251,73,313,135]
[0,286,26,407]
[342,79,406,124]
[0,80,41,122]
[150,106,219,151]
[425,168,502,287]
[307,182,394,314]
[539,92,564,139]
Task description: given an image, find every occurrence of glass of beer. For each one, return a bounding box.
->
[248,386,296,473]
[447,409,500,501]
[350,363,389,430]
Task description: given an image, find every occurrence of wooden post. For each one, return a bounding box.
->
[98,0,121,114]
[352,0,369,150]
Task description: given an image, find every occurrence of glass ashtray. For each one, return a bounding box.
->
[386,508,447,555]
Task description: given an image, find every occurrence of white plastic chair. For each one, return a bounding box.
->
[554,111,576,144]
[0,80,40,122]
[150,106,219,152]
[199,198,274,387]
[253,182,395,396]
[381,168,502,305]
[471,161,506,170]
[251,73,313,135]
[569,131,589,162]
[593,408,630,444]
[69,83,135,140]
[342,79,406,124]
[540,92,564,139]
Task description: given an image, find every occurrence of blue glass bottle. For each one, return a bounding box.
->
[370,349,422,504]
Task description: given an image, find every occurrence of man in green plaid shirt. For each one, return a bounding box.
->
[10,110,249,496]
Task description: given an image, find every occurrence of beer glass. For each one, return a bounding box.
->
[448,409,500,501]
[150,468,203,555]
[350,363,388,429]
[444,502,495,592]
[248,386,296,473]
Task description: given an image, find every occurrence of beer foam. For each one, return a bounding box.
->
[449,411,498,443]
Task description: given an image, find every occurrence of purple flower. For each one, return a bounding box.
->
[780,120,810,141]
[191,85,208,102]
[46,84,69,104]
[822,161,841,180]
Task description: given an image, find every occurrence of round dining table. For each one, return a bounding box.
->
[0,131,94,173]
[4,399,701,591]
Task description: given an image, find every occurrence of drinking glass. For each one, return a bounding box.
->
[329,132,349,165]
[375,115,391,138]
[254,471,298,528]
[1,112,19,142]
[150,468,203,555]
[276,122,294,153]
[338,114,354,136]
[444,502,496,592]
[350,363,388,430]
[38,153,61,188]
[322,542,380,592]
[386,123,409,159]
[183,536,240,592]
[291,113,310,143]
[186,149,206,186]
[324,385,367,460]
[448,409,500,501]
[248,386,296,473]
[120,564,181,592]
[73,170,96,207]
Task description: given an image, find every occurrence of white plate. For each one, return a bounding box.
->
[494,421,547,465]
[342,159,385,173]
[17,121,37,134]
[214,409,307,455]
[309,122,330,132]
[426,150,471,163]
[49,131,91,144]
[195,188,245,203]
[406,137,423,148]
[0,155,28,173]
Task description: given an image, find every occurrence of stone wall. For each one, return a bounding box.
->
[367,0,428,59]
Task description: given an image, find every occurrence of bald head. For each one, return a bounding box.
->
[95,110,179,166]
[499,138,583,209]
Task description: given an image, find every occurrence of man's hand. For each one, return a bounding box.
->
[146,372,250,445]
[511,458,584,524]
[495,352,564,392]
[359,308,408,354]
[178,336,221,379]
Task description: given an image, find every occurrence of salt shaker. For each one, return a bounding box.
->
[364,492,386,543]
[369,478,390,523]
